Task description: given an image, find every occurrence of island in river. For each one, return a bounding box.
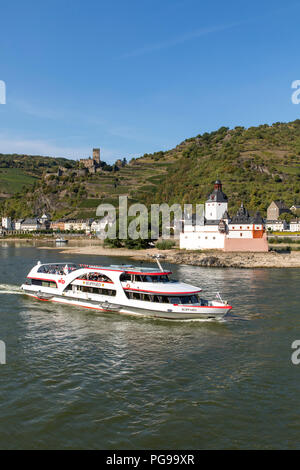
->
[36,243,300,268]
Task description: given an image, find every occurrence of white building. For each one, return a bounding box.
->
[1,217,12,230]
[21,218,42,232]
[64,219,93,233]
[205,180,228,221]
[15,219,25,231]
[265,220,288,232]
[290,219,300,232]
[180,180,268,252]
[91,216,114,234]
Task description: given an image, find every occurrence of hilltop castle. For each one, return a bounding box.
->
[79,148,101,174]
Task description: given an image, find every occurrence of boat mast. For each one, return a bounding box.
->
[150,254,165,272]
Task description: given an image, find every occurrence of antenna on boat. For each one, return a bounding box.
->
[148,254,166,272]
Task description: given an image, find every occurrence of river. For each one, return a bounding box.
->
[0,242,299,449]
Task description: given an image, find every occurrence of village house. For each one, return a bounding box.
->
[90,215,115,234]
[50,220,66,232]
[15,219,25,231]
[265,220,288,232]
[38,213,51,230]
[290,219,300,232]
[267,200,290,220]
[1,217,13,230]
[21,218,42,232]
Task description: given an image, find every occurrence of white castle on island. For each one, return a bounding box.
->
[180,180,269,252]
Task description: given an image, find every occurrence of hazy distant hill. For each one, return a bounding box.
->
[1,120,300,219]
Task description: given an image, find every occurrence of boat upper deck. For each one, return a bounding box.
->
[35,262,172,277]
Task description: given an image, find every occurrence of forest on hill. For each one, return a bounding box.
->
[1,120,300,219]
[136,121,300,216]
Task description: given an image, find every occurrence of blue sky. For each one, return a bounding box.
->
[1,0,300,162]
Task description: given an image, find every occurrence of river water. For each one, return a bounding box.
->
[0,242,299,449]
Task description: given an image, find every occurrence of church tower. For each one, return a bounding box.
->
[205,180,228,221]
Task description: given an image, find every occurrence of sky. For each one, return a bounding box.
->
[1,0,300,163]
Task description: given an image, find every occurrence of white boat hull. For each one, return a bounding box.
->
[21,287,231,321]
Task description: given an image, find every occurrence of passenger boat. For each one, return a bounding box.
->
[21,259,232,320]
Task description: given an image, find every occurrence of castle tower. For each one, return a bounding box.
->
[205,180,228,221]
[93,148,100,164]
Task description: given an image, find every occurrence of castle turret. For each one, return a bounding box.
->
[205,180,228,221]
[93,148,100,164]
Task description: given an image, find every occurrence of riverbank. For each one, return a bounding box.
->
[1,238,299,268]
[35,244,300,268]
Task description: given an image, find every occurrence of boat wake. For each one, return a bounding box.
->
[0,284,23,295]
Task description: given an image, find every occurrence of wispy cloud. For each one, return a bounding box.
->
[0,133,131,162]
[120,22,241,59]
[12,99,65,121]
[0,134,89,158]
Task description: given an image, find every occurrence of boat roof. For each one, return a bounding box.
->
[79,264,172,275]
[36,262,172,275]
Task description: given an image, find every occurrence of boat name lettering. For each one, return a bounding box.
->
[85,281,104,287]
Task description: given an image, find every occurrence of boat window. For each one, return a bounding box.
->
[120,273,131,282]
[178,296,187,304]
[149,275,170,283]
[157,295,169,303]
[140,293,151,301]
[31,279,57,288]
[37,264,78,275]
[132,274,170,283]
[76,285,116,296]
[168,295,201,305]
[77,272,113,283]
[124,291,200,304]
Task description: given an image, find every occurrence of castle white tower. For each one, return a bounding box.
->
[205,180,228,221]
[1,217,12,230]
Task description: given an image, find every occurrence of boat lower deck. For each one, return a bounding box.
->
[22,287,231,320]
